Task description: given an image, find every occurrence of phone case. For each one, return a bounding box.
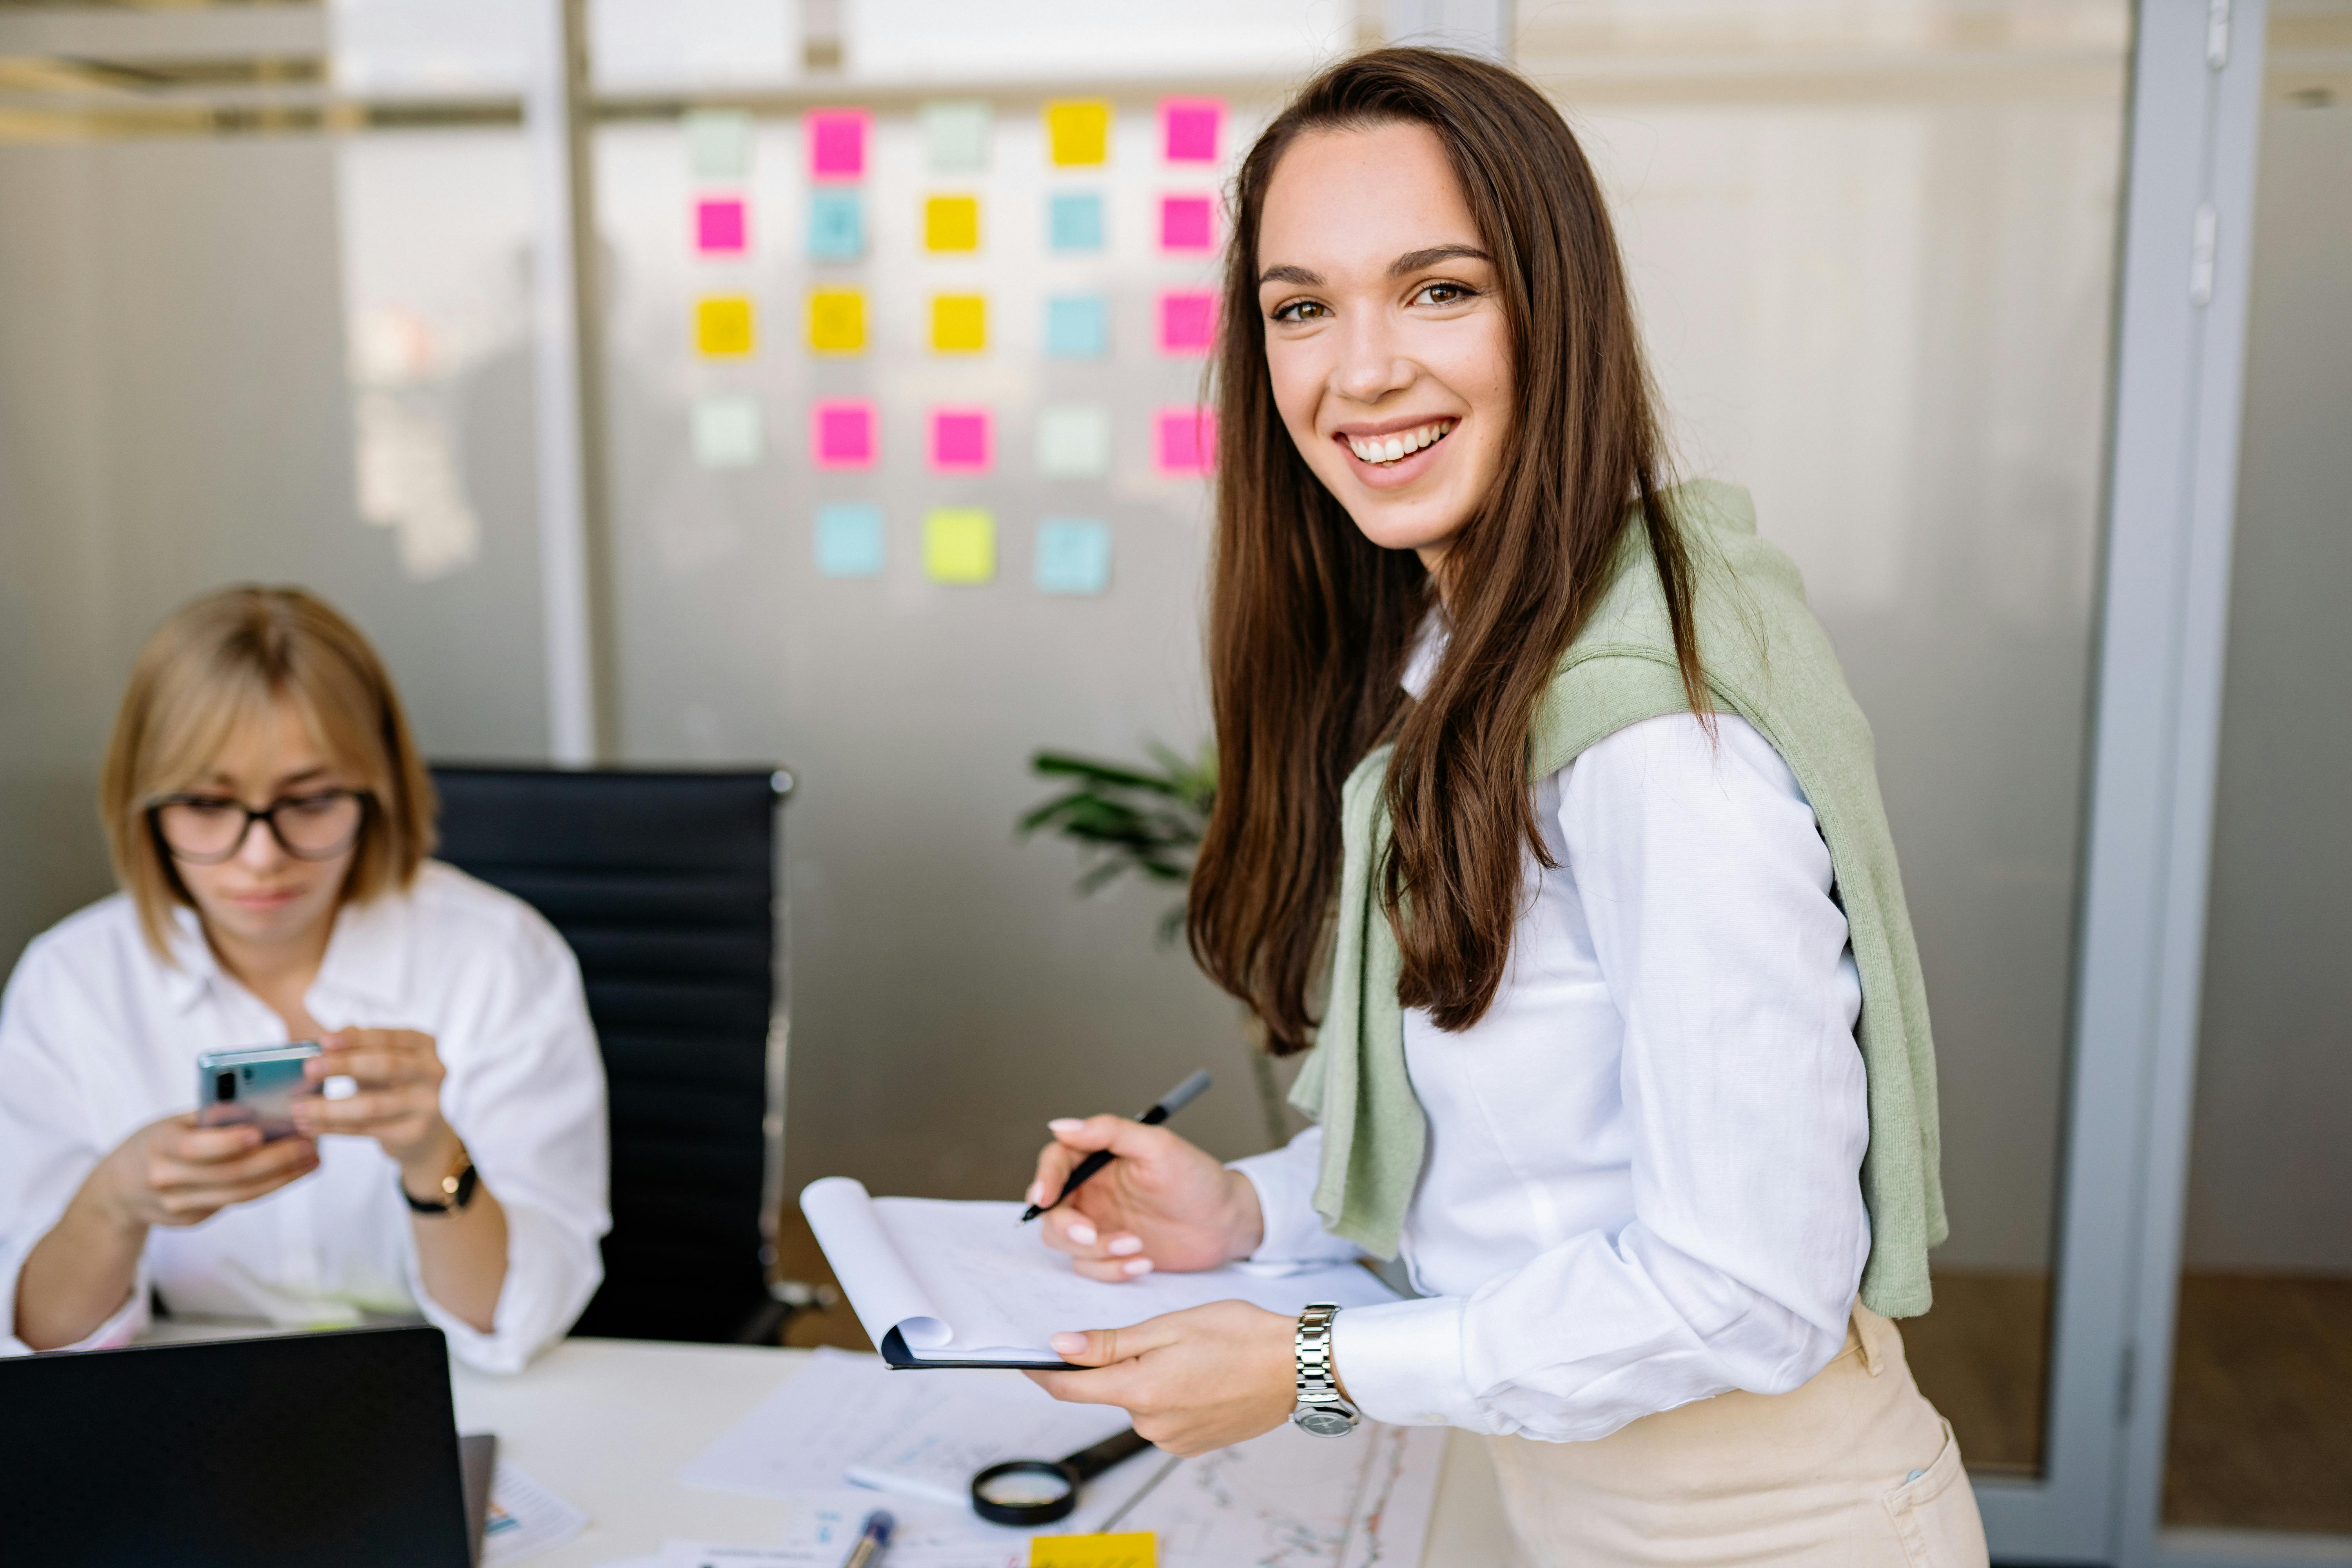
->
[196,1042,323,1142]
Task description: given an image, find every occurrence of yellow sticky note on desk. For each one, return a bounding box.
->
[925,194,980,252]
[923,507,995,584]
[930,292,987,353]
[1030,1533,1154,1568]
[1045,100,1111,166]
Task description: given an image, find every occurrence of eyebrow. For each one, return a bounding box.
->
[1256,244,1495,289]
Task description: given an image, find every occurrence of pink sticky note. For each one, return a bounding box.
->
[1156,407,1215,475]
[930,407,993,473]
[807,109,869,181]
[1162,98,1223,163]
[811,400,876,468]
[696,196,747,254]
[1160,195,1215,252]
[1159,290,1218,354]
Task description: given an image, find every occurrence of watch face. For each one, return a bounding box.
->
[1293,1406,1357,1439]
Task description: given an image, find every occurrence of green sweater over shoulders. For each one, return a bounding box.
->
[1289,478,1947,1318]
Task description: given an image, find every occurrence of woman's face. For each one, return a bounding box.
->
[172,698,359,956]
[1256,120,1512,571]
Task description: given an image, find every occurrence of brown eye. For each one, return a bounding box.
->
[1271,299,1329,322]
[1415,282,1472,307]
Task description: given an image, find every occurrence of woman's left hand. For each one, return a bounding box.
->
[294,1028,459,1185]
[1025,1300,1299,1456]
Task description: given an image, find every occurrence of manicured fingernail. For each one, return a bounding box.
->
[1047,1118,1084,1135]
[1050,1332,1087,1354]
[1026,1183,1045,1206]
[1122,1258,1154,1277]
[1067,1222,1097,1245]
[1107,1235,1142,1256]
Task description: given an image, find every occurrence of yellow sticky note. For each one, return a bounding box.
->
[808,288,866,355]
[925,194,980,252]
[1045,100,1112,166]
[695,295,754,357]
[1030,1534,1155,1568]
[923,508,995,584]
[931,292,987,354]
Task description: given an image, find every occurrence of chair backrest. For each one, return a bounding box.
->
[429,764,789,1343]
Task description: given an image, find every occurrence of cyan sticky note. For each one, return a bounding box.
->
[1156,406,1214,475]
[808,189,863,261]
[815,503,885,578]
[1049,192,1104,252]
[1036,404,1111,478]
[685,109,752,179]
[1035,519,1111,595]
[697,196,746,255]
[1160,195,1215,252]
[696,295,755,357]
[1161,98,1222,163]
[923,508,995,584]
[691,396,762,468]
[811,399,875,468]
[922,100,991,171]
[1159,290,1216,354]
[1044,100,1112,167]
[807,108,869,180]
[1045,295,1108,360]
[929,407,991,472]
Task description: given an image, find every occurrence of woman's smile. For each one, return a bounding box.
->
[1333,416,1459,491]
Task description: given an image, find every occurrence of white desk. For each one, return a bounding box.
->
[445,1337,1516,1566]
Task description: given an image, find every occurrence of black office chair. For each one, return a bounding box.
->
[429,764,792,1345]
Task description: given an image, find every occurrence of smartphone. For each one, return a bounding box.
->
[195,1042,323,1142]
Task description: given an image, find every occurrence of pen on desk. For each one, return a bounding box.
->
[840,1507,893,1568]
[1022,1069,1212,1223]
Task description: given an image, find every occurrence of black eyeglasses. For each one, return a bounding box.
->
[147,789,371,866]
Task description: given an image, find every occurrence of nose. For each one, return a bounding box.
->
[1331,308,1416,408]
[233,811,290,871]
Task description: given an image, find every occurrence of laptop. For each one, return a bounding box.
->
[0,1324,478,1567]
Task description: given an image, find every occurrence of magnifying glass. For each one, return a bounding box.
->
[970,1426,1156,1526]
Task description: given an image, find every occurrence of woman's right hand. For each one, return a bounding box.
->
[97,1114,319,1232]
[1028,1117,1265,1281]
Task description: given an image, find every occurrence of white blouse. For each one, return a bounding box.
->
[1234,648,1872,1441]
[0,862,609,1372]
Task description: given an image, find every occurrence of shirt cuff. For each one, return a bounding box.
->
[1330,1295,1487,1430]
[1229,1140,1361,1267]
[408,1198,598,1375]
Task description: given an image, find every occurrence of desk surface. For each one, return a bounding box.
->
[440,1336,1515,1566]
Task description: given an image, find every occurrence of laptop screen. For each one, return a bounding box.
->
[0,1324,472,1568]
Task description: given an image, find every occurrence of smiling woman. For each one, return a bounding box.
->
[0,587,608,1374]
[1015,47,1988,1568]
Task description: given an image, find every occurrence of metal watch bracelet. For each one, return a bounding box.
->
[1292,1302,1362,1438]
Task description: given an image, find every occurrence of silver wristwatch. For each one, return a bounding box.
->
[1292,1302,1361,1438]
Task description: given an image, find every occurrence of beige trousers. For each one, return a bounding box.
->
[1485,1307,1989,1568]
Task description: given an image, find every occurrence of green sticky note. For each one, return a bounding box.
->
[922,100,991,171]
[1034,519,1111,595]
[923,508,995,584]
[1036,404,1111,478]
[691,396,762,468]
[684,109,753,179]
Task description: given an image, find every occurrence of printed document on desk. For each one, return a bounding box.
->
[800,1177,1397,1367]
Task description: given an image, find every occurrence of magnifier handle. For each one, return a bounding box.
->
[1063,1426,1154,1481]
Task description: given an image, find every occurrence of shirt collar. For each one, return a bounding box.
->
[153,891,412,1017]
[1401,608,1451,701]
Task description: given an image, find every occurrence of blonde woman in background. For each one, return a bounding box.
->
[0,587,607,1372]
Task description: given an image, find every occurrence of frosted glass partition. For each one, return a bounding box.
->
[595,98,1284,1191]
[1518,0,2132,1477]
[0,123,550,971]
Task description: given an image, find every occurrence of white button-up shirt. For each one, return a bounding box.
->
[1234,637,1872,1441]
[0,862,609,1372]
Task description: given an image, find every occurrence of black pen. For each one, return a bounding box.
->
[1021,1069,1212,1223]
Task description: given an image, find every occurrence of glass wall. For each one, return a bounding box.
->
[1517,0,2132,1477]
[2166,0,2352,1535]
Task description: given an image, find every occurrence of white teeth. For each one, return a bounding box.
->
[1348,419,1454,465]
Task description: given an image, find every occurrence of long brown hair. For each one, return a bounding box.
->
[1188,48,1704,1052]
[101,585,438,958]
